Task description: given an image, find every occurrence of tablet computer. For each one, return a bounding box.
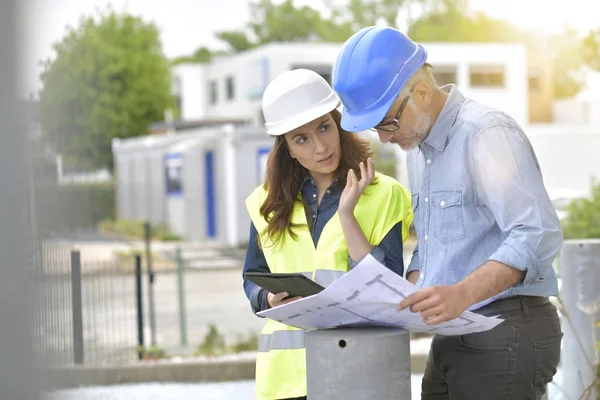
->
[244,271,325,298]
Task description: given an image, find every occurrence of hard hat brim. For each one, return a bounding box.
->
[340,92,398,133]
[265,97,341,136]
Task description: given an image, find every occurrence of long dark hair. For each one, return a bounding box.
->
[258,109,373,248]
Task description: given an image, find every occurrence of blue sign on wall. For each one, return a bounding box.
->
[165,153,183,197]
[205,151,216,238]
[257,147,271,184]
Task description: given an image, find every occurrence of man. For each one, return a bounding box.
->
[332,26,564,399]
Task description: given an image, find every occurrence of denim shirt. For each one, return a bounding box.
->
[407,85,563,311]
[243,176,405,313]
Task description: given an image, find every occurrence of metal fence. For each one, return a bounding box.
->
[33,236,139,367]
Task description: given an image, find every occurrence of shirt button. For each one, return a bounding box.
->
[424,197,429,203]
[326,190,330,194]
[313,194,317,198]
[426,159,432,165]
[420,273,424,279]
[425,234,428,241]
[440,200,445,207]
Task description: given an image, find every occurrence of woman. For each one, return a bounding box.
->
[242,69,413,400]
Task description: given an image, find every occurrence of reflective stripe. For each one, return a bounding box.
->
[314,269,346,286]
[258,330,306,352]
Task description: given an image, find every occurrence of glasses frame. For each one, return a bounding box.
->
[370,95,411,133]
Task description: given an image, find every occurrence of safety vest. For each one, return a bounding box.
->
[245,172,412,400]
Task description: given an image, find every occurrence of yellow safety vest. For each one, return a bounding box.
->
[245,172,413,400]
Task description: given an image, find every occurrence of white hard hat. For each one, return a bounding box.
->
[262,69,341,136]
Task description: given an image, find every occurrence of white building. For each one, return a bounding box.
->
[173,42,529,127]
[553,70,600,126]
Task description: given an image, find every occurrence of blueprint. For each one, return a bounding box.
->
[258,254,504,336]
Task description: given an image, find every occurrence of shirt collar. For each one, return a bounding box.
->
[423,84,464,152]
[300,174,340,190]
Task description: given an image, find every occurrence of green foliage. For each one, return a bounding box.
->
[137,345,170,360]
[36,6,175,171]
[36,182,115,233]
[230,332,260,353]
[172,46,213,65]
[561,180,600,239]
[195,324,227,357]
[99,219,181,241]
[548,28,588,98]
[408,9,524,43]
[194,325,259,357]
[213,0,415,52]
[371,141,396,178]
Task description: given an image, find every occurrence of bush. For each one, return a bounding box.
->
[195,324,226,357]
[231,332,259,353]
[561,180,600,239]
[371,140,397,178]
[35,182,115,234]
[99,219,181,241]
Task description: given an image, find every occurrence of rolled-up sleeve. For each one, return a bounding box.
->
[348,221,405,277]
[472,125,564,286]
[242,223,271,314]
[406,246,420,276]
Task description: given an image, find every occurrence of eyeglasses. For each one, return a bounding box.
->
[370,95,410,133]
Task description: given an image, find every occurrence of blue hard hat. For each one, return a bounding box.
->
[332,26,427,132]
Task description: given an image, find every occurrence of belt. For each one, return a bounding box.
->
[475,295,550,316]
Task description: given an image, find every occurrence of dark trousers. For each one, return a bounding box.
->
[422,296,563,400]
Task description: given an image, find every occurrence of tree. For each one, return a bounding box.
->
[547,28,588,98]
[407,6,591,98]
[37,7,175,171]
[562,179,600,239]
[172,46,212,65]
[215,0,330,52]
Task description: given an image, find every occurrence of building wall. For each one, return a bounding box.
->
[553,98,600,126]
[175,42,530,127]
[424,43,528,126]
[173,64,208,121]
[524,125,600,195]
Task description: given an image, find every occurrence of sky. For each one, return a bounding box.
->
[20,0,600,98]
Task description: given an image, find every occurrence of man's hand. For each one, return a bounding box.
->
[267,292,302,308]
[397,284,472,325]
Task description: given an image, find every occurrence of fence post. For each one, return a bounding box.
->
[176,247,188,346]
[144,221,157,346]
[135,254,144,360]
[70,250,84,365]
[305,327,411,399]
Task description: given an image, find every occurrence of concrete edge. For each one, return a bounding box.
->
[42,354,428,390]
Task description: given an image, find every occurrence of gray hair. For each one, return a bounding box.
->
[400,64,438,97]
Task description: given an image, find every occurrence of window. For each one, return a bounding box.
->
[469,65,505,88]
[528,68,542,91]
[226,76,235,101]
[431,65,457,86]
[209,80,218,105]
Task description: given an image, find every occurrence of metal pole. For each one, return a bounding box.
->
[557,239,600,400]
[135,254,144,360]
[0,3,40,395]
[70,250,84,365]
[143,221,156,346]
[176,247,188,346]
